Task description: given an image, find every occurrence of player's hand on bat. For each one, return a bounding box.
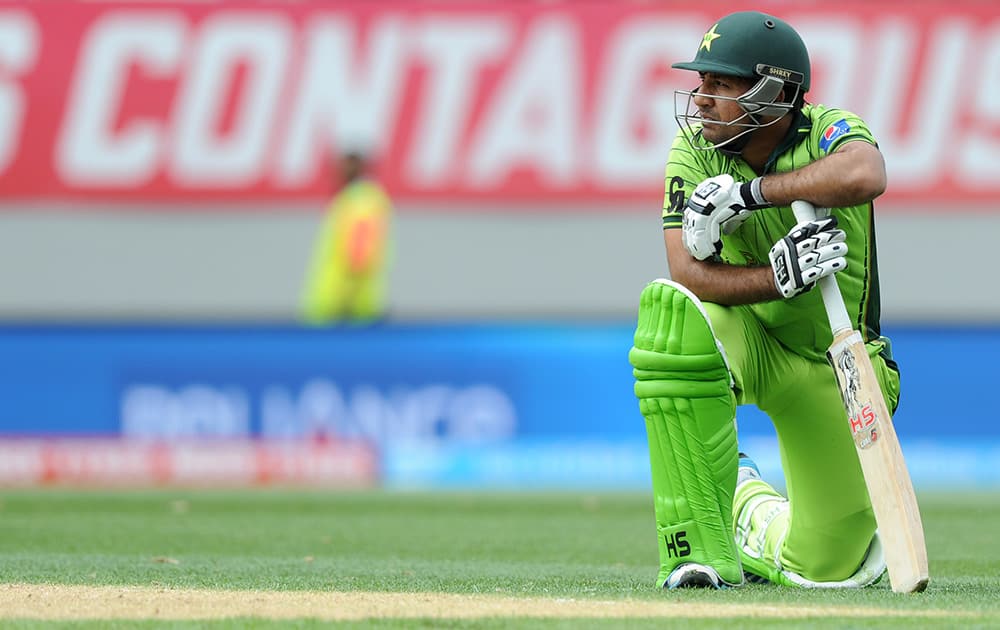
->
[682,174,770,260]
[769,216,848,298]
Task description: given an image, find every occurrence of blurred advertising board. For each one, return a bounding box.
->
[0,1,998,207]
[0,440,377,488]
[0,323,638,487]
[0,323,997,488]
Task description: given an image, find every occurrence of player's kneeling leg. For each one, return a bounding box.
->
[629,279,742,588]
[733,479,887,588]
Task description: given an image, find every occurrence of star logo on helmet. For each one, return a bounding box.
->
[700,24,722,52]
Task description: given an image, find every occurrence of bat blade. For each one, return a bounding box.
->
[827,329,929,593]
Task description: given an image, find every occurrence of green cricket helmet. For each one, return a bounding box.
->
[672,11,810,151]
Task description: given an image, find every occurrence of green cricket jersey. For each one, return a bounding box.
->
[662,103,884,362]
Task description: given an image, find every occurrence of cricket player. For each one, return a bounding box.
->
[629,11,899,588]
[301,152,393,323]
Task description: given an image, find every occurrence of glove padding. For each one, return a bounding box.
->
[769,216,848,299]
[682,174,770,260]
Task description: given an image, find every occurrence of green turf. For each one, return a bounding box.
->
[1,489,998,628]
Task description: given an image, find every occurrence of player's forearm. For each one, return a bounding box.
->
[667,253,779,305]
[758,143,886,208]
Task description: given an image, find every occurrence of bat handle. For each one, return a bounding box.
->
[790,200,853,335]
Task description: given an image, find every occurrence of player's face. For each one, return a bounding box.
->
[692,73,754,144]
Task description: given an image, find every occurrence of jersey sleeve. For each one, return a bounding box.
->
[811,106,877,156]
[662,130,711,230]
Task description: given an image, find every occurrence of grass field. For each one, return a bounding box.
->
[0,489,998,628]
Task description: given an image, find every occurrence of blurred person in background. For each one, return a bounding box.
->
[301,151,393,323]
[629,11,896,590]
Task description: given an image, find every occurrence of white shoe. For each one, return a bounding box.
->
[662,563,730,589]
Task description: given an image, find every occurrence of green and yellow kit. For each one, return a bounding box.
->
[632,104,901,587]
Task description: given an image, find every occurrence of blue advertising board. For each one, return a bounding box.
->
[0,323,995,488]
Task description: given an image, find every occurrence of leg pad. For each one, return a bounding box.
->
[629,279,741,586]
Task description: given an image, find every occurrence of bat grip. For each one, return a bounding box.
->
[790,200,853,335]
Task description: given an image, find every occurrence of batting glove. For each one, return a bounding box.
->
[682,174,771,261]
[769,216,848,299]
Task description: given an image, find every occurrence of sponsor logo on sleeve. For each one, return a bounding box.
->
[819,119,852,152]
[667,176,686,213]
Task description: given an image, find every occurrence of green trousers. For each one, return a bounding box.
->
[705,302,900,582]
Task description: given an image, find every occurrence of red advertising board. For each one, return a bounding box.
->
[0,1,998,208]
[0,439,378,487]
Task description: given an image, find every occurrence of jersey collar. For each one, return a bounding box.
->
[763,108,811,173]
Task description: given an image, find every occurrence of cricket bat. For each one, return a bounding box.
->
[791,200,929,593]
